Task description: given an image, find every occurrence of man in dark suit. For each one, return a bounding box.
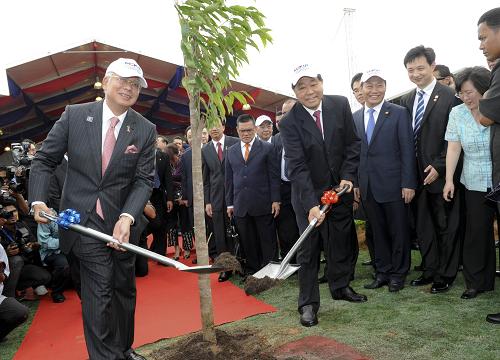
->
[225,114,281,275]
[273,100,300,260]
[353,69,416,292]
[400,46,461,294]
[29,58,156,360]
[148,144,173,258]
[202,121,239,281]
[279,63,366,328]
[477,7,500,325]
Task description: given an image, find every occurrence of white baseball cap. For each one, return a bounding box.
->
[255,115,273,127]
[105,58,148,88]
[291,63,321,87]
[360,69,386,83]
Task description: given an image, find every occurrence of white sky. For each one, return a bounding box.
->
[1,0,497,110]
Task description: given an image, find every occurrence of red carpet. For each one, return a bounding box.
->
[14,258,276,360]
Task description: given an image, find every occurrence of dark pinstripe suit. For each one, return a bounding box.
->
[29,101,156,359]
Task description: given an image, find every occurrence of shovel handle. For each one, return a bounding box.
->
[39,211,190,270]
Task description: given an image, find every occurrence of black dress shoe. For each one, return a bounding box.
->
[486,312,500,324]
[496,270,500,278]
[332,287,367,302]
[431,282,450,294]
[388,280,404,292]
[125,350,146,360]
[218,271,232,282]
[299,305,318,327]
[461,289,480,299]
[364,278,388,289]
[362,260,374,266]
[51,293,66,303]
[410,276,433,286]
[318,276,328,284]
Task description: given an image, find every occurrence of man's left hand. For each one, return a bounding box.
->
[110,216,132,251]
[401,188,415,204]
[337,180,353,193]
[271,202,280,218]
[423,165,439,185]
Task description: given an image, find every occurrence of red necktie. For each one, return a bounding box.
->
[313,110,322,136]
[217,142,223,162]
[96,117,119,219]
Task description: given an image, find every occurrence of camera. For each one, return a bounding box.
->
[11,141,34,169]
[0,191,17,207]
[15,227,33,255]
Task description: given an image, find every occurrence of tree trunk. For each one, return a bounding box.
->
[187,74,216,344]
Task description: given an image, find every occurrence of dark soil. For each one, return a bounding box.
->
[212,252,242,273]
[244,275,280,295]
[149,328,276,360]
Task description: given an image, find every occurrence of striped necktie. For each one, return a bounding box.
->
[413,90,425,144]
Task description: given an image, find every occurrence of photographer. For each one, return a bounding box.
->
[0,203,50,301]
[37,209,71,303]
[0,243,29,342]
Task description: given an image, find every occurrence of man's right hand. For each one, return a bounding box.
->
[227,207,234,219]
[32,203,51,224]
[308,205,325,227]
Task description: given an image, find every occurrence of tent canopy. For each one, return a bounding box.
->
[0,41,290,150]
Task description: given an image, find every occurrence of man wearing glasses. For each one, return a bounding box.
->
[30,58,155,359]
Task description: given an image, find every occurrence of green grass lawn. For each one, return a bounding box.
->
[2,300,39,360]
[5,250,500,360]
[143,249,500,360]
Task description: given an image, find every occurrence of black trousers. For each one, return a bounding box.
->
[44,253,71,294]
[17,263,51,291]
[212,209,233,255]
[416,189,461,282]
[234,213,277,274]
[276,203,300,259]
[73,213,137,360]
[3,255,24,297]
[462,189,496,291]
[0,297,29,340]
[364,188,410,281]
[294,196,358,312]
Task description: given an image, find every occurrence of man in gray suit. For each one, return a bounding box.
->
[29,58,156,360]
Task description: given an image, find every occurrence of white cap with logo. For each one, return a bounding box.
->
[360,69,386,83]
[291,63,321,87]
[105,58,148,88]
[255,115,273,127]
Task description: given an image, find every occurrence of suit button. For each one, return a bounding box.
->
[98,186,103,191]
[243,176,247,179]
[86,209,91,214]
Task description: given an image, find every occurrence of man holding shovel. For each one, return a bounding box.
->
[279,64,366,328]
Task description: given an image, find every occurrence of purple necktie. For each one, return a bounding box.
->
[96,117,119,219]
[313,110,322,136]
[217,142,223,162]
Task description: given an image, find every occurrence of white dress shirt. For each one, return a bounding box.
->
[363,101,384,131]
[302,101,323,139]
[412,78,437,129]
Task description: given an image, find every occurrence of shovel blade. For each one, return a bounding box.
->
[253,262,301,280]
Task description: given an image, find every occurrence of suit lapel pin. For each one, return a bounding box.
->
[433,95,439,102]
[385,111,390,115]
[126,125,131,133]
[86,116,94,123]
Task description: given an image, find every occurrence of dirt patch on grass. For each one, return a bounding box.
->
[149,328,275,360]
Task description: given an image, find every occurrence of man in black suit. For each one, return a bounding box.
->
[225,114,281,275]
[353,69,416,292]
[148,141,173,258]
[477,7,500,324]
[29,58,155,360]
[202,121,239,281]
[400,46,461,294]
[279,64,366,328]
[273,100,300,260]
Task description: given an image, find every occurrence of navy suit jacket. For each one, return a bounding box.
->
[353,101,417,203]
[225,139,281,217]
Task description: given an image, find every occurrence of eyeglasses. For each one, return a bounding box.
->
[238,128,255,133]
[276,111,288,117]
[111,75,142,91]
[435,77,446,81]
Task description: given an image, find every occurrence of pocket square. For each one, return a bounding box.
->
[125,145,138,154]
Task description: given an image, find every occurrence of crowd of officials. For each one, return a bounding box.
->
[1,8,500,356]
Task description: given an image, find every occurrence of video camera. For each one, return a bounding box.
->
[11,141,34,169]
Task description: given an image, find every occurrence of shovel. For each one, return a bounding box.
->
[40,210,224,274]
[252,185,349,280]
